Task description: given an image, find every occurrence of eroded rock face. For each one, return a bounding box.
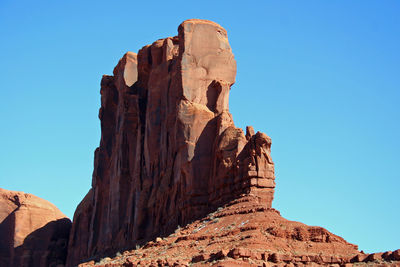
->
[0,188,71,267]
[75,195,400,267]
[67,19,275,266]
[75,195,363,267]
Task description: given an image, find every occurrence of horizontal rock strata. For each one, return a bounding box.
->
[76,195,384,267]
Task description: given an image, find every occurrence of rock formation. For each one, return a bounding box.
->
[0,188,71,267]
[67,19,275,266]
[66,19,400,267]
[76,195,400,266]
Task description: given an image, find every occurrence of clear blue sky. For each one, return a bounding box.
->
[1,0,398,254]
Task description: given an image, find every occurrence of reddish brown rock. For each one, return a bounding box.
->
[0,188,71,267]
[393,250,400,261]
[66,19,399,267]
[366,252,384,262]
[74,194,362,267]
[75,194,400,266]
[67,19,275,266]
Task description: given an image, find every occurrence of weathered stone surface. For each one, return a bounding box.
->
[0,188,71,267]
[67,19,275,266]
[393,249,400,260]
[74,194,363,267]
[66,19,399,267]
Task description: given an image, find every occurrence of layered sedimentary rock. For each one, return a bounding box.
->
[67,19,275,266]
[0,188,71,267]
[68,19,399,267]
[77,197,400,266]
[77,195,378,267]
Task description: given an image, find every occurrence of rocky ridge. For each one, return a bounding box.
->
[77,194,400,266]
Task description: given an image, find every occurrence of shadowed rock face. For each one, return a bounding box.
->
[66,19,275,266]
[0,188,71,267]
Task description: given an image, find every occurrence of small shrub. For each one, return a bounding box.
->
[175,225,181,233]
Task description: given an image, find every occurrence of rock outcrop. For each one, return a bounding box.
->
[77,195,399,266]
[66,19,399,267]
[67,19,275,266]
[0,188,71,267]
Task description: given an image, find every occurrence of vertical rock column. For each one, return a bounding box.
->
[67,19,275,266]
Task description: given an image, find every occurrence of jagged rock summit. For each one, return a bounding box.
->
[67,18,275,266]
[0,188,71,267]
[66,19,399,267]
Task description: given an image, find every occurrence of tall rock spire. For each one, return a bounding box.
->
[67,19,275,266]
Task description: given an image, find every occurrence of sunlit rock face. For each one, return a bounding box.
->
[0,188,71,267]
[66,19,275,266]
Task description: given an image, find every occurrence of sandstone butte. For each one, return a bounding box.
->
[1,19,399,267]
[0,188,71,267]
[66,19,400,267]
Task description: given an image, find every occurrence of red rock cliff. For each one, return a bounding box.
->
[67,19,275,266]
